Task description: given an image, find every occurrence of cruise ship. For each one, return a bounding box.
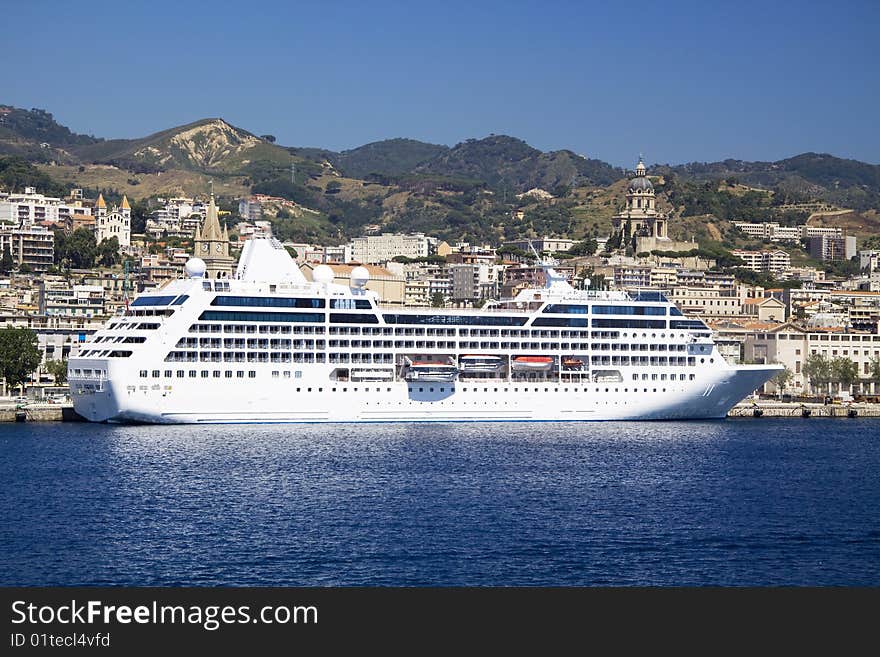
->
[69,238,780,423]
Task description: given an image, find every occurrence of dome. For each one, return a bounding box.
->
[350,266,370,288]
[312,264,334,285]
[629,176,654,192]
[184,257,207,278]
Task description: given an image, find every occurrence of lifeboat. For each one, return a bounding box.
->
[459,355,504,372]
[511,356,554,372]
[404,361,459,382]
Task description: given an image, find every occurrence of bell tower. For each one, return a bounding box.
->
[193,183,234,278]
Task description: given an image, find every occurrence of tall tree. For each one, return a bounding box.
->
[56,228,97,269]
[0,244,13,274]
[96,237,121,267]
[831,357,859,395]
[802,353,830,394]
[772,365,793,398]
[44,359,68,384]
[0,327,41,393]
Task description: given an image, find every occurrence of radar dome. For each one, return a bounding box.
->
[185,258,207,278]
[350,266,370,288]
[312,264,334,285]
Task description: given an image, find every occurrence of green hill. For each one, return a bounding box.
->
[414,135,623,191]
[659,153,880,211]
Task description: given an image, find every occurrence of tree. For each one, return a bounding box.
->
[869,357,880,395]
[802,353,831,394]
[45,358,68,384]
[0,244,13,274]
[568,237,598,257]
[772,365,793,398]
[0,327,41,393]
[831,356,859,395]
[260,135,276,143]
[96,237,121,267]
[55,227,97,269]
[431,292,445,307]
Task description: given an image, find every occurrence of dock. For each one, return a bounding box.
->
[728,401,880,418]
[0,403,84,422]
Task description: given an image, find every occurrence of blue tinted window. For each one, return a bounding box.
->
[131,295,176,307]
[592,305,666,316]
[199,311,325,323]
[670,319,708,330]
[592,319,666,329]
[171,295,189,305]
[383,314,527,326]
[330,299,373,309]
[212,296,324,308]
[532,317,590,327]
[543,304,589,314]
[329,313,379,324]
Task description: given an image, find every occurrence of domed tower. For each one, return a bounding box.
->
[611,157,668,246]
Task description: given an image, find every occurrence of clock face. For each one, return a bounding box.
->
[201,243,209,252]
[216,243,223,253]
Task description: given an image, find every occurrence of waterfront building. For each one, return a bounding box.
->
[743,325,880,395]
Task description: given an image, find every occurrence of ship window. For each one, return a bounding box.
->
[689,374,695,380]
[212,296,325,308]
[177,371,184,378]
[237,371,244,378]
[152,370,160,378]
[139,370,147,377]
[248,371,256,378]
[189,370,196,377]
[213,371,221,378]
[131,295,177,307]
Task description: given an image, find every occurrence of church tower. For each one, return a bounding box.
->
[611,157,669,248]
[193,188,234,278]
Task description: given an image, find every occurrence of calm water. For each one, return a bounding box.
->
[1,419,878,586]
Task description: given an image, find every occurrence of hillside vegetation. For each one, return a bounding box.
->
[2,103,879,248]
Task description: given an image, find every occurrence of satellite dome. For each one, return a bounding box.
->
[185,258,207,278]
[312,264,334,285]
[350,266,370,288]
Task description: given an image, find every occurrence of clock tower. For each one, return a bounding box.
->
[193,188,234,278]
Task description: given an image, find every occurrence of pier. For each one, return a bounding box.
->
[0,403,84,423]
[728,401,880,419]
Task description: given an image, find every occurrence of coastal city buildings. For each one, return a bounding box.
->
[1,170,879,401]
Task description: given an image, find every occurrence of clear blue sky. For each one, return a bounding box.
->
[5,0,878,166]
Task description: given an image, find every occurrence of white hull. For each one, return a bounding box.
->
[73,362,776,424]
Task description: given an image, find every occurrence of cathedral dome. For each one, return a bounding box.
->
[628,176,654,192]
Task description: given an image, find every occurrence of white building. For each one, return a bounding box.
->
[503,237,576,254]
[743,325,880,395]
[731,249,791,274]
[808,234,857,261]
[346,233,433,264]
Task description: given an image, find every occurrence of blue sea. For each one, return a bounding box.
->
[1,419,878,586]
